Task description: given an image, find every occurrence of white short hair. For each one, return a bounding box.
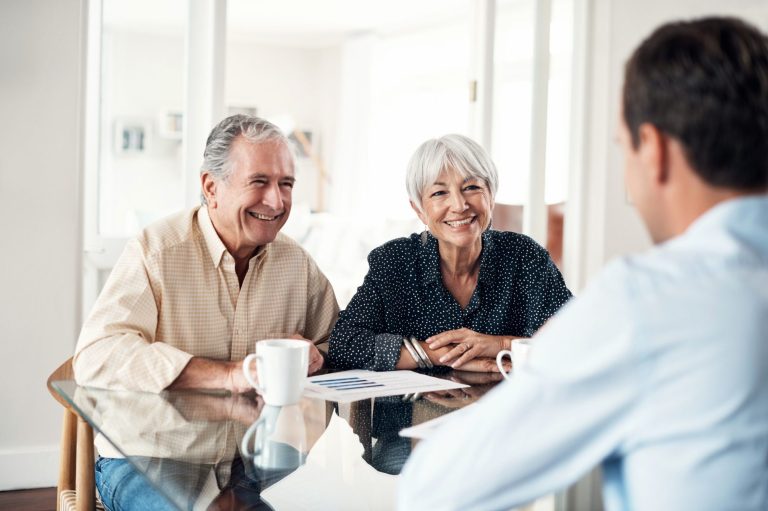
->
[405,134,499,212]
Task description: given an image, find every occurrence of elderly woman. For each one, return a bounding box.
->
[328,134,571,372]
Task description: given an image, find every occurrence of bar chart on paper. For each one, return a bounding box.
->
[303,370,468,403]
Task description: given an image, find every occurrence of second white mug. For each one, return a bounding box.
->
[242,339,310,406]
[495,339,532,381]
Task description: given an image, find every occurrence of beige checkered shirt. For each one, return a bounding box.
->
[74,206,339,392]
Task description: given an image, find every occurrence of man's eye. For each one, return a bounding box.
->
[281,181,295,189]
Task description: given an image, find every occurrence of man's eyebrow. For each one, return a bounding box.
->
[245,173,296,182]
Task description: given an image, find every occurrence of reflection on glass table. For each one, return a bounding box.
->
[51,370,505,510]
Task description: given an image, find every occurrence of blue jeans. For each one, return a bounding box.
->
[95,457,177,511]
[96,456,290,510]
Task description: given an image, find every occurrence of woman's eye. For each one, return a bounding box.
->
[430,190,447,197]
[464,185,481,191]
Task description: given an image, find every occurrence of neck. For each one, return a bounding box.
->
[206,206,261,271]
[663,179,762,241]
[438,239,482,278]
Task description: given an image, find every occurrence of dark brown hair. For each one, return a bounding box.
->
[623,17,768,190]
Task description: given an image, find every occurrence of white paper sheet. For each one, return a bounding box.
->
[260,413,398,510]
[398,404,476,440]
[302,370,468,403]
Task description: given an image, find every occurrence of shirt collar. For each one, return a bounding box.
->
[197,206,272,270]
[197,206,228,268]
[418,230,495,286]
[683,194,768,240]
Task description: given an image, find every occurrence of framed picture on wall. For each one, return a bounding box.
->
[114,118,151,155]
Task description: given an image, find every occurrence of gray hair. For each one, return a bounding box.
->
[200,114,294,204]
[405,134,499,212]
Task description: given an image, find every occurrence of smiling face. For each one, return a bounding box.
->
[413,168,493,251]
[202,136,294,259]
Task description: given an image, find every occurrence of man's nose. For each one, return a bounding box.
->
[262,183,284,210]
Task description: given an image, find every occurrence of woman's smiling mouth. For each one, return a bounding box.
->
[445,216,476,228]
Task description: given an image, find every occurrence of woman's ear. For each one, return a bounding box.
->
[410,200,427,225]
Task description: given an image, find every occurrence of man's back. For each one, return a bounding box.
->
[603,195,768,509]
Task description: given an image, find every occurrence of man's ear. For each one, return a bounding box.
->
[410,200,427,225]
[637,123,669,185]
[201,172,217,208]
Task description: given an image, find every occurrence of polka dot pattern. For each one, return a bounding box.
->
[327,230,573,371]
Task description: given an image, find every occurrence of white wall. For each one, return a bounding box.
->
[0,0,84,490]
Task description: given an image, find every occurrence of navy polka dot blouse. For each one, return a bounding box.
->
[327,230,573,371]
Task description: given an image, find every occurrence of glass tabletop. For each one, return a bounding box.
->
[52,369,502,510]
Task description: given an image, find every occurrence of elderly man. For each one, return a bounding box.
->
[399,17,768,511]
[74,115,339,394]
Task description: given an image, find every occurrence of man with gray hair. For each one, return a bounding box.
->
[74,114,339,394]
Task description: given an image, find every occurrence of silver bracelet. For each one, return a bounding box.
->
[403,337,425,369]
[410,337,434,369]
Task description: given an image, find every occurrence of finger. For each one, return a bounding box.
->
[426,330,465,349]
[446,388,465,399]
[459,357,500,373]
[438,344,469,364]
[423,394,456,406]
[450,347,481,369]
[309,353,324,374]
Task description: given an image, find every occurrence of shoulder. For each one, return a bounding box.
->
[485,230,551,265]
[266,232,324,272]
[134,208,199,258]
[368,234,422,266]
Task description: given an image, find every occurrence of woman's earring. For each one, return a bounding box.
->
[420,226,429,246]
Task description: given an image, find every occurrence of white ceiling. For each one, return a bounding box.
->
[103,0,473,47]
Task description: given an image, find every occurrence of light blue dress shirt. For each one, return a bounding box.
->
[398,196,768,511]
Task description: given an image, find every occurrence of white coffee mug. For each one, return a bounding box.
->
[495,339,531,381]
[242,339,309,406]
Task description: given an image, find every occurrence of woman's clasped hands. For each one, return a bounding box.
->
[426,328,518,371]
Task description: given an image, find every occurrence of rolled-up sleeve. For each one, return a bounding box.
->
[73,240,192,393]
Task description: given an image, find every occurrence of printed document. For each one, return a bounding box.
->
[303,370,468,403]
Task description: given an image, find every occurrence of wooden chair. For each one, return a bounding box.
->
[46,357,102,511]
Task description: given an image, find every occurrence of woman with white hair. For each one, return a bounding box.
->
[328,134,571,372]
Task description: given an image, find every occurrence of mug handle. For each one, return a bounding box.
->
[496,350,514,381]
[240,415,267,458]
[242,354,264,393]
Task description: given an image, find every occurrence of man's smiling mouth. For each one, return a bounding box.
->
[248,211,282,221]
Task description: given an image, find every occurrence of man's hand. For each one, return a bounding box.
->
[285,334,324,374]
